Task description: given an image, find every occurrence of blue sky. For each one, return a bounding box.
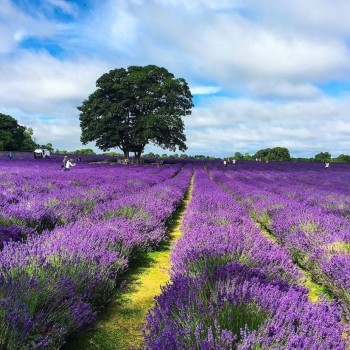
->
[1,0,350,158]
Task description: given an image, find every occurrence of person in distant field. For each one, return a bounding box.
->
[223,159,227,166]
[7,152,13,159]
[232,159,236,165]
[64,158,76,171]
[76,156,82,163]
[325,161,330,168]
[61,156,68,169]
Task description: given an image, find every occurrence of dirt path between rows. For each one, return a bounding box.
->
[64,176,194,350]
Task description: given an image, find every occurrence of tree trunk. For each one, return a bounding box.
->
[135,151,141,164]
[123,149,129,160]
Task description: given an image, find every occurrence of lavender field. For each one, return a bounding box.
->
[1,155,350,349]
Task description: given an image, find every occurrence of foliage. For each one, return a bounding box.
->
[74,148,96,155]
[39,143,54,152]
[143,152,156,158]
[21,127,40,152]
[78,65,193,162]
[233,152,253,160]
[103,151,123,157]
[333,154,350,163]
[254,147,291,161]
[0,114,52,152]
[314,151,331,162]
[0,113,26,151]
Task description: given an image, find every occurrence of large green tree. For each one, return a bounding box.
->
[0,113,26,151]
[78,65,193,162]
[269,147,291,161]
[314,151,331,162]
[254,147,291,161]
[254,148,271,160]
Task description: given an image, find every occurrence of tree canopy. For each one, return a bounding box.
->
[0,114,51,152]
[254,147,291,161]
[78,65,194,161]
[314,152,331,162]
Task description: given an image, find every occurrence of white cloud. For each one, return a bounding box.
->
[191,86,221,95]
[247,82,323,100]
[0,51,108,114]
[249,0,350,38]
[184,95,350,157]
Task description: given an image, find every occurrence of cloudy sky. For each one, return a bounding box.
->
[1,0,350,158]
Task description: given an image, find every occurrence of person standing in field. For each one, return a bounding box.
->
[223,159,227,166]
[64,158,76,171]
[61,156,68,169]
[7,152,12,159]
[325,161,330,168]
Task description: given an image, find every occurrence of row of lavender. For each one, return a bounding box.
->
[221,161,350,220]
[0,159,183,248]
[0,159,192,349]
[210,163,350,314]
[142,165,346,349]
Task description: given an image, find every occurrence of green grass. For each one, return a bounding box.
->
[63,177,193,350]
[255,217,328,303]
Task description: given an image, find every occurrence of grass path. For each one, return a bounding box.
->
[255,222,327,302]
[64,176,194,350]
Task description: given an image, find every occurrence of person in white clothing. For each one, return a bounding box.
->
[64,158,76,171]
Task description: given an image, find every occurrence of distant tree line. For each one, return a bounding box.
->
[231,148,350,163]
[55,148,96,155]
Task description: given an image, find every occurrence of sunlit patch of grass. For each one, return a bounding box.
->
[299,270,332,303]
[257,213,271,228]
[255,222,277,243]
[268,203,284,210]
[63,177,194,350]
[326,241,350,254]
[255,218,330,304]
[103,206,149,221]
[210,215,231,226]
[299,222,319,235]
[45,198,60,208]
